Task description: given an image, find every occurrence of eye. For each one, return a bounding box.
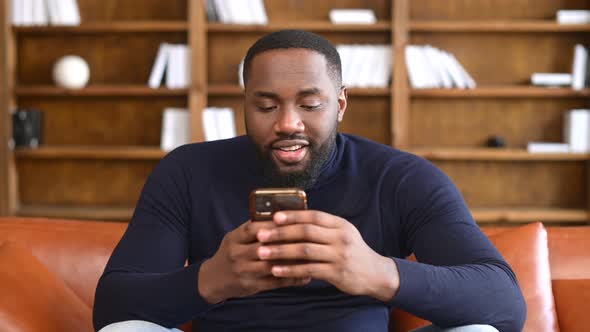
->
[257,105,277,112]
[301,104,322,111]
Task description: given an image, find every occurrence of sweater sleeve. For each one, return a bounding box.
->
[93,146,214,331]
[388,157,526,332]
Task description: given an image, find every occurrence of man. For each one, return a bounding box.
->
[93,30,526,332]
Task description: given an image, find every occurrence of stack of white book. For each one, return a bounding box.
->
[206,0,268,24]
[160,108,190,151]
[556,10,590,25]
[148,43,191,89]
[329,9,376,24]
[527,109,590,153]
[11,0,80,26]
[564,109,590,152]
[336,45,392,88]
[202,107,237,141]
[531,44,588,89]
[405,45,476,89]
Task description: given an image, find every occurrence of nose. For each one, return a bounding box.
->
[273,108,304,135]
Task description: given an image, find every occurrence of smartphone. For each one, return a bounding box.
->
[249,188,307,221]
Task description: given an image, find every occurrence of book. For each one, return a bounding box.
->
[564,109,590,152]
[531,73,573,86]
[329,9,377,24]
[557,10,590,25]
[12,0,23,26]
[571,44,588,90]
[148,43,170,88]
[527,142,570,153]
[205,0,218,22]
[202,108,220,141]
[216,108,237,139]
[160,108,190,151]
[250,0,268,24]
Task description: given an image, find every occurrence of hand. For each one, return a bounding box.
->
[256,210,400,302]
[198,220,311,304]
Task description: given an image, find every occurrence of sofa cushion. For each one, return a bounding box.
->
[547,227,590,280]
[552,279,590,332]
[0,217,126,307]
[390,222,558,332]
[0,241,93,332]
[487,222,558,332]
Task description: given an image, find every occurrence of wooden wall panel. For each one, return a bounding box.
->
[77,0,187,21]
[410,32,590,85]
[410,98,589,147]
[0,0,8,215]
[410,0,590,20]
[264,0,391,22]
[17,33,187,85]
[18,160,157,206]
[17,97,186,146]
[207,31,390,85]
[435,160,587,208]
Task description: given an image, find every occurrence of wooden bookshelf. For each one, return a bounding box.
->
[17,204,134,221]
[1,0,589,225]
[472,208,589,224]
[15,146,166,160]
[410,20,590,32]
[411,86,590,98]
[411,148,590,161]
[207,21,391,32]
[13,21,188,33]
[15,85,188,97]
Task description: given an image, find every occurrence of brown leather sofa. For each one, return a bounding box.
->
[0,217,588,332]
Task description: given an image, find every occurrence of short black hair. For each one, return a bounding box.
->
[242,30,342,89]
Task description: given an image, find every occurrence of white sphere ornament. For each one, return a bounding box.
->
[52,55,90,89]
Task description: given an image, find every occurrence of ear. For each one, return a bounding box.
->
[337,86,348,122]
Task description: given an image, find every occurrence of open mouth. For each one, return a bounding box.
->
[271,142,309,165]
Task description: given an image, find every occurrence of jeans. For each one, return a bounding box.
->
[98,320,499,332]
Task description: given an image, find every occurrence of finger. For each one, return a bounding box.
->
[256,276,312,292]
[258,243,335,262]
[270,263,332,281]
[236,220,277,243]
[230,242,267,261]
[257,223,337,244]
[273,210,341,228]
[232,260,277,278]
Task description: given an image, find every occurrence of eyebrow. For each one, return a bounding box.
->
[252,88,322,99]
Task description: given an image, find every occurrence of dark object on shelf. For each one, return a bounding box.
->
[12,109,43,148]
[486,135,506,148]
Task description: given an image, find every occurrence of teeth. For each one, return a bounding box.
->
[279,145,302,152]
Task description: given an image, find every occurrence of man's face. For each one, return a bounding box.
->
[244,49,347,188]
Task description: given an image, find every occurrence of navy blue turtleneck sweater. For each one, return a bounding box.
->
[93,134,526,332]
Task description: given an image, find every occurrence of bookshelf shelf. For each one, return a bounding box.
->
[410,20,590,32]
[207,21,391,32]
[13,21,188,33]
[207,84,390,96]
[15,146,167,160]
[15,85,188,97]
[472,207,589,223]
[411,86,590,98]
[410,148,589,161]
[17,204,134,221]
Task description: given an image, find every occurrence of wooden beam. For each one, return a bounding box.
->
[392,0,410,148]
[189,0,206,142]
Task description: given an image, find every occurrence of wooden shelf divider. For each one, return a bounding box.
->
[410,148,589,161]
[13,21,188,33]
[411,86,590,98]
[15,85,188,97]
[207,21,391,32]
[472,208,589,223]
[15,146,167,160]
[17,204,134,221]
[410,20,590,32]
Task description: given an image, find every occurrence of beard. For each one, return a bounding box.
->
[255,129,337,189]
